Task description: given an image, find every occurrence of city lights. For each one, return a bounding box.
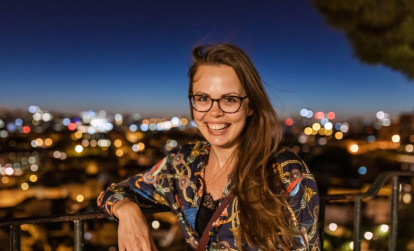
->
[132,144,139,152]
[376,111,385,119]
[75,145,84,153]
[1,176,10,184]
[0,130,8,138]
[82,139,89,147]
[315,111,324,120]
[358,166,367,175]
[90,140,97,147]
[23,126,31,133]
[30,164,39,172]
[380,224,389,233]
[5,167,14,175]
[324,122,333,130]
[114,139,123,148]
[402,194,412,204]
[335,132,343,140]
[327,112,335,120]
[391,135,400,143]
[328,223,338,232]
[285,118,294,126]
[406,144,414,152]
[15,118,23,126]
[74,131,83,139]
[403,183,412,192]
[318,138,327,145]
[364,231,373,240]
[29,174,38,182]
[98,139,111,148]
[350,143,359,153]
[312,123,321,131]
[76,194,85,202]
[340,123,349,133]
[21,183,29,190]
[304,127,313,135]
[129,124,138,132]
[151,220,160,230]
[68,122,77,131]
[367,135,375,142]
[116,149,124,157]
[44,138,53,146]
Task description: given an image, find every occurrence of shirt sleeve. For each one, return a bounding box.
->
[273,148,321,251]
[98,153,176,217]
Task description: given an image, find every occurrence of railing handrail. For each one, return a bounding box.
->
[0,211,110,227]
[322,171,414,201]
[0,205,169,227]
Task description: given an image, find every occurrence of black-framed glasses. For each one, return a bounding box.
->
[189,94,248,114]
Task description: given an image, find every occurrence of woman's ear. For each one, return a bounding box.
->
[247,106,254,116]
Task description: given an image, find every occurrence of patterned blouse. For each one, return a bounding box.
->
[99,142,320,250]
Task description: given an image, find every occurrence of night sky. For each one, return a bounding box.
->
[1,0,413,120]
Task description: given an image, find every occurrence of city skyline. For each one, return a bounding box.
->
[1,0,414,120]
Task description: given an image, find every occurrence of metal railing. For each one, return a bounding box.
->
[0,211,110,251]
[1,171,413,251]
[319,171,414,251]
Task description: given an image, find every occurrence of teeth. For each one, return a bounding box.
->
[208,123,228,130]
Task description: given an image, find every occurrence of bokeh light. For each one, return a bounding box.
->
[76,194,85,202]
[21,183,29,190]
[350,144,359,153]
[391,135,400,143]
[75,145,83,153]
[328,223,337,231]
[380,224,389,233]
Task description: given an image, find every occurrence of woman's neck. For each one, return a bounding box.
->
[208,145,237,170]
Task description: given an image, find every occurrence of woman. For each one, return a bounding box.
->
[97,44,320,251]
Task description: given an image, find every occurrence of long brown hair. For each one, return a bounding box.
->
[188,44,293,250]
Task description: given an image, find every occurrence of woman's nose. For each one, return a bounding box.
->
[209,100,224,116]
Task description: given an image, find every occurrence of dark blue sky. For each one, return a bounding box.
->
[1,0,413,119]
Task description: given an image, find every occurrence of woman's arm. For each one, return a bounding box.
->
[97,155,176,250]
[98,156,172,217]
[113,199,158,251]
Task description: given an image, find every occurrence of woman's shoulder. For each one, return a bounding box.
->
[271,147,318,197]
[271,147,313,176]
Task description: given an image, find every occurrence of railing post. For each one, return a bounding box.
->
[353,197,362,251]
[10,225,20,251]
[319,197,326,249]
[389,176,399,251]
[74,220,84,251]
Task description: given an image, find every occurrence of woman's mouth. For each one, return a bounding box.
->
[206,123,231,135]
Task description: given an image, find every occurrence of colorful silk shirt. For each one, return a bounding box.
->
[99,141,320,250]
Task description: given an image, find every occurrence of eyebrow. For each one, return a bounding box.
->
[192,92,243,97]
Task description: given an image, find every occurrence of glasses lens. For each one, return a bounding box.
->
[219,96,242,113]
[191,95,211,112]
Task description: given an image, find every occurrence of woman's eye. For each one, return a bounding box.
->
[196,96,209,102]
[223,97,237,103]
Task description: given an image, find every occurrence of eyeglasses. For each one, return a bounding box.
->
[189,94,248,114]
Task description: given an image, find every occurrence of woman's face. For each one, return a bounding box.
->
[191,65,252,149]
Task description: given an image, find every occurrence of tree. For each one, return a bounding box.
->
[311,0,414,79]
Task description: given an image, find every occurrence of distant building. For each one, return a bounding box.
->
[400,113,414,144]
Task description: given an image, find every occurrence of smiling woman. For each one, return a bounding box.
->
[97,44,320,251]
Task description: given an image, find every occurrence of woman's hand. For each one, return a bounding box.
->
[113,199,159,251]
